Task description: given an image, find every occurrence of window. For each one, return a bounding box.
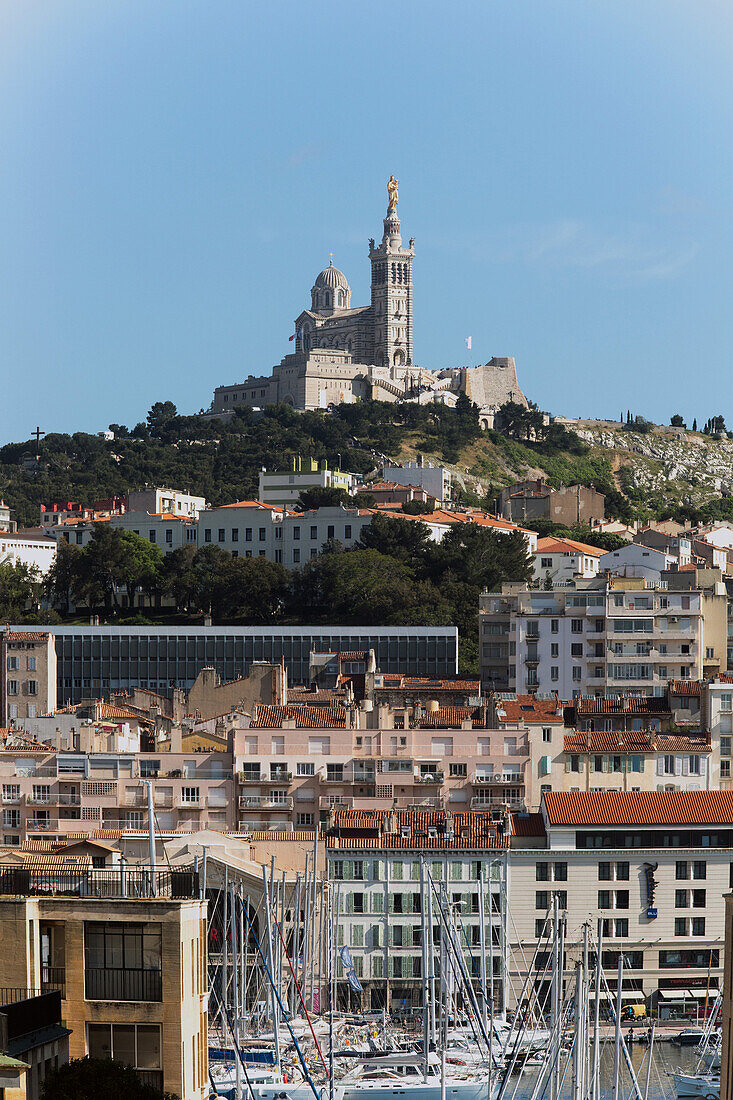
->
[692,889,706,908]
[245,528,252,541]
[293,549,300,563]
[6,680,18,696]
[721,737,731,757]
[598,890,611,909]
[26,680,38,695]
[550,644,559,658]
[692,917,706,936]
[571,643,583,657]
[231,528,239,542]
[327,525,335,539]
[551,667,559,682]
[572,668,582,682]
[535,918,546,936]
[297,762,314,776]
[536,862,550,881]
[676,861,688,880]
[571,619,583,633]
[140,759,160,778]
[310,526,318,539]
[554,862,567,881]
[542,728,552,743]
[551,619,559,633]
[722,760,731,779]
[87,1023,161,1086]
[693,861,706,880]
[181,787,199,803]
[217,528,225,543]
[721,693,733,711]
[6,656,19,671]
[293,526,301,540]
[541,557,553,568]
[27,656,36,671]
[449,763,467,777]
[345,525,352,539]
[615,919,628,937]
[204,528,212,543]
[675,917,687,937]
[84,923,162,1001]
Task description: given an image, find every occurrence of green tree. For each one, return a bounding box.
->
[146,401,178,436]
[75,524,128,611]
[210,556,289,621]
[356,513,432,563]
[45,539,85,615]
[160,547,199,613]
[118,530,164,608]
[295,486,350,511]
[670,414,685,428]
[40,1057,177,1100]
[0,561,43,619]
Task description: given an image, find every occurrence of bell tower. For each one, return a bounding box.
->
[369,178,414,369]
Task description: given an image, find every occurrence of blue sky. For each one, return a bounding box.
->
[1,1,732,443]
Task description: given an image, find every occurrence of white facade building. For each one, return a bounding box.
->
[383,462,452,505]
[0,531,57,575]
[126,487,206,518]
[600,543,676,581]
[533,536,602,584]
[258,462,355,508]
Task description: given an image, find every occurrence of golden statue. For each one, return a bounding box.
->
[387,174,399,212]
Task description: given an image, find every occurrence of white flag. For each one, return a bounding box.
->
[465,336,472,350]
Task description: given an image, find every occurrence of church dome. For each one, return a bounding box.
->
[314,261,350,291]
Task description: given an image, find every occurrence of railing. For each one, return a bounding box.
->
[240,772,265,783]
[85,967,162,1002]
[0,865,199,899]
[472,773,523,785]
[415,773,444,784]
[1,794,22,804]
[323,773,347,783]
[136,1071,164,1090]
[41,965,66,998]
[472,796,524,810]
[238,795,293,810]
[57,794,80,805]
[268,771,292,783]
[28,818,56,831]
[319,795,353,809]
[27,795,52,805]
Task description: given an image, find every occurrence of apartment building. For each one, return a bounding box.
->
[479,572,727,698]
[0,867,207,1100]
[258,459,355,508]
[702,677,733,788]
[497,479,605,527]
[326,808,508,1012]
[507,791,732,1016]
[533,536,603,584]
[126,487,206,517]
[0,742,236,847]
[1,632,57,726]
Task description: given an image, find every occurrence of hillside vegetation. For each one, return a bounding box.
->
[3,399,733,527]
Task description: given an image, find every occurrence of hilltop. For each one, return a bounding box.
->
[1,400,732,527]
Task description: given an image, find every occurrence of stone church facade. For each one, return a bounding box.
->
[211,191,528,418]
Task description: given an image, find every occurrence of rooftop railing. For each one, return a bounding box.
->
[0,865,199,899]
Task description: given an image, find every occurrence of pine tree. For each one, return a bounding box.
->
[692,418,697,431]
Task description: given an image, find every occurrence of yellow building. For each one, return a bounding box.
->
[0,867,207,1100]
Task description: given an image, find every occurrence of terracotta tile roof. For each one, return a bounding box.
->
[415,706,478,728]
[287,687,345,705]
[535,536,604,557]
[493,694,563,722]
[653,735,711,752]
[510,812,546,837]
[564,731,654,753]
[574,697,669,715]
[250,704,347,728]
[543,790,733,827]
[327,809,508,849]
[668,681,702,696]
[248,830,316,841]
[3,631,50,642]
[377,677,480,693]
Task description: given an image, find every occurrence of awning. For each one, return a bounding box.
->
[657,988,713,1000]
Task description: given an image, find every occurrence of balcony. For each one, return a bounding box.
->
[238,795,293,810]
[472,796,524,810]
[28,818,56,831]
[27,794,53,805]
[322,772,347,784]
[57,793,80,806]
[319,795,354,810]
[1,793,22,805]
[268,770,292,783]
[0,865,199,899]
[176,798,204,810]
[353,771,376,783]
[41,966,66,998]
[472,773,523,785]
[415,773,444,785]
[239,772,266,783]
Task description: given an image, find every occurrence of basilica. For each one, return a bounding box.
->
[211,183,527,421]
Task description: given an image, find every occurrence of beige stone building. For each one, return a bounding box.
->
[1,632,57,726]
[0,872,207,1100]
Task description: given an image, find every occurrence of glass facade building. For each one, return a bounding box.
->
[34,626,458,704]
